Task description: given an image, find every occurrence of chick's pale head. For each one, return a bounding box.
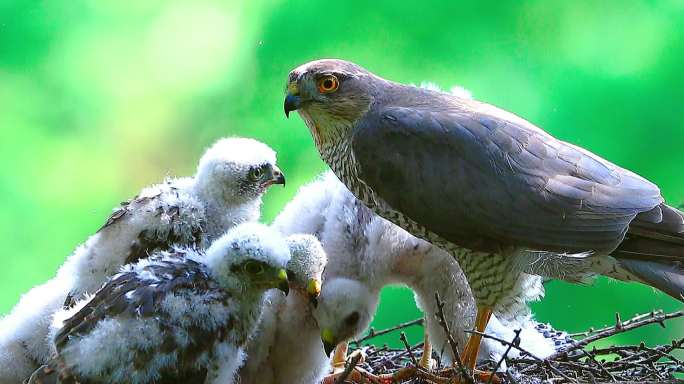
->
[195,137,285,204]
[285,234,327,304]
[313,277,378,356]
[205,222,290,295]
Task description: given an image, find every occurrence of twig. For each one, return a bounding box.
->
[568,312,659,338]
[399,332,419,367]
[487,328,521,384]
[544,359,579,383]
[337,308,684,383]
[548,310,683,360]
[395,342,424,361]
[351,318,424,346]
[366,345,389,357]
[335,351,363,384]
[463,329,543,361]
[580,348,617,382]
[434,292,474,384]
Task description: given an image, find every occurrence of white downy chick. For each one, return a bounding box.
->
[239,234,328,384]
[0,137,285,383]
[65,137,285,298]
[279,172,567,366]
[27,223,290,384]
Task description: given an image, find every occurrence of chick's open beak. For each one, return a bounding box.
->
[276,269,289,296]
[321,328,336,356]
[284,82,300,118]
[306,278,322,307]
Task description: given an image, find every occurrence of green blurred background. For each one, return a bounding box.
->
[1,0,682,351]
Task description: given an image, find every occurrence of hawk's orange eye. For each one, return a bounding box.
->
[317,75,339,93]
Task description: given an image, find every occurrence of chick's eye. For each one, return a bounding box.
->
[317,75,339,93]
[344,311,360,327]
[244,261,264,275]
[248,167,263,181]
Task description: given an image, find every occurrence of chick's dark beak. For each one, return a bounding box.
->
[273,166,286,187]
[262,166,286,188]
[323,340,336,356]
[284,93,300,118]
[278,280,290,296]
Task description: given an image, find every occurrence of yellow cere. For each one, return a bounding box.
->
[321,328,335,344]
[287,82,299,96]
[277,269,288,282]
[306,279,322,296]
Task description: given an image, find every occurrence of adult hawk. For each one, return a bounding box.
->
[283,59,684,372]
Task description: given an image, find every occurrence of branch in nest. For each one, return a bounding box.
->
[334,351,363,384]
[350,318,423,347]
[508,310,684,383]
[547,309,684,360]
[463,329,543,361]
[399,332,419,367]
[434,292,475,384]
[486,328,520,384]
[331,301,683,384]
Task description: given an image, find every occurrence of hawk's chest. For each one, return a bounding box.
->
[322,141,476,262]
[321,142,426,240]
[321,141,374,207]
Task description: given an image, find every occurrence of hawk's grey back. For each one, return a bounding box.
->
[352,92,666,254]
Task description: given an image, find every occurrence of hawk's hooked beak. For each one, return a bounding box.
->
[306,278,322,308]
[276,269,290,296]
[321,328,336,356]
[284,82,300,118]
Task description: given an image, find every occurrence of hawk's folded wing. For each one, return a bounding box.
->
[352,104,664,254]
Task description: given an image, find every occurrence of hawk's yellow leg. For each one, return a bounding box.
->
[419,326,433,369]
[461,306,493,370]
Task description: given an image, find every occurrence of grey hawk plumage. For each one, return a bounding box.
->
[283,59,684,309]
[26,223,290,384]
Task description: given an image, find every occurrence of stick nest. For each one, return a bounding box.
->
[330,304,684,384]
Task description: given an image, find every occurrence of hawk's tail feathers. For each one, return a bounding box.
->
[618,259,684,302]
[611,203,684,302]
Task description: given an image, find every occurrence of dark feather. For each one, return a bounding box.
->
[54,258,216,352]
[352,103,663,254]
[97,193,161,232]
[619,259,684,299]
[124,204,202,265]
[611,203,684,300]
[98,189,203,267]
[48,253,232,383]
[26,357,80,384]
[352,93,684,301]
[97,204,130,232]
